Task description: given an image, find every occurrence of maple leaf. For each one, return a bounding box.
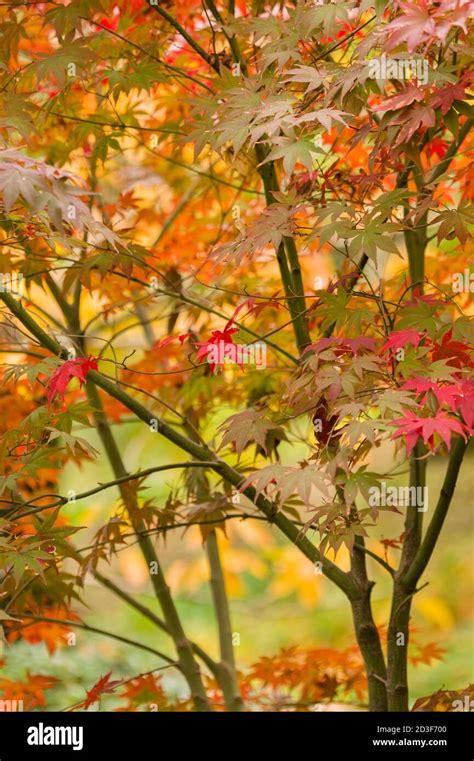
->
[409,641,446,667]
[412,684,474,712]
[116,674,173,712]
[430,329,474,369]
[390,410,467,455]
[434,201,474,245]
[456,380,474,427]
[84,672,122,709]
[195,324,241,372]
[381,329,425,354]
[155,332,191,349]
[211,203,298,265]
[30,40,95,88]
[6,606,81,655]
[307,336,377,356]
[380,532,405,552]
[262,135,323,175]
[218,409,285,458]
[392,103,436,146]
[47,356,98,405]
[404,287,443,308]
[241,463,329,506]
[246,295,286,319]
[0,673,57,710]
[430,82,466,115]
[426,137,448,159]
[296,107,349,132]
[385,0,437,52]
[373,85,425,113]
[401,378,461,410]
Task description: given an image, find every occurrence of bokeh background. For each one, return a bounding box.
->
[2,414,473,710]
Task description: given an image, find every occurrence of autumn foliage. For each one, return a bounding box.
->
[0,0,473,714]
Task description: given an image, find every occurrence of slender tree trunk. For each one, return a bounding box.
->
[350,588,388,711]
[85,382,212,711]
[206,530,245,711]
[184,413,244,711]
[385,214,428,709]
[349,534,388,711]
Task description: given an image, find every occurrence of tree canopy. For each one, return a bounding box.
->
[0,0,473,714]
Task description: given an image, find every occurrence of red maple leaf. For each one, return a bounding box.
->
[430,330,474,370]
[455,379,474,428]
[426,137,448,159]
[84,672,121,709]
[155,331,191,349]
[380,532,405,551]
[390,410,467,455]
[430,82,466,115]
[381,329,424,354]
[195,323,241,372]
[47,357,98,405]
[246,294,286,319]
[373,85,425,113]
[404,287,443,307]
[155,299,267,371]
[401,378,461,410]
[392,103,436,146]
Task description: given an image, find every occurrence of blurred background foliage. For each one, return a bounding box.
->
[2,420,472,710]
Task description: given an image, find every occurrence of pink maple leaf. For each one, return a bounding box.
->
[155,332,191,349]
[48,356,98,405]
[390,410,467,455]
[373,85,425,113]
[382,329,425,354]
[195,324,242,372]
[401,379,461,410]
[385,1,436,52]
[455,379,474,428]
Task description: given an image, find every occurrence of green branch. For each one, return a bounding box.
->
[6,462,219,520]
[206,530,244,711]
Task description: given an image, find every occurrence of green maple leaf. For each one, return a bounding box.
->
[345,221,402,261]
[317,290,349,332]
[435,201,474,245]
[31,41,95,87]
[262,135,324,175]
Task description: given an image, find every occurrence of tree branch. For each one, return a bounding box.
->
[15,614,178,666]
[94,571,220,678]
[0,291,357,599]
[5,461,219,519]
[205,529,244,711]
[146,1,217,72]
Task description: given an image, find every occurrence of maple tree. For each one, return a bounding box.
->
[0,0,473,714]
